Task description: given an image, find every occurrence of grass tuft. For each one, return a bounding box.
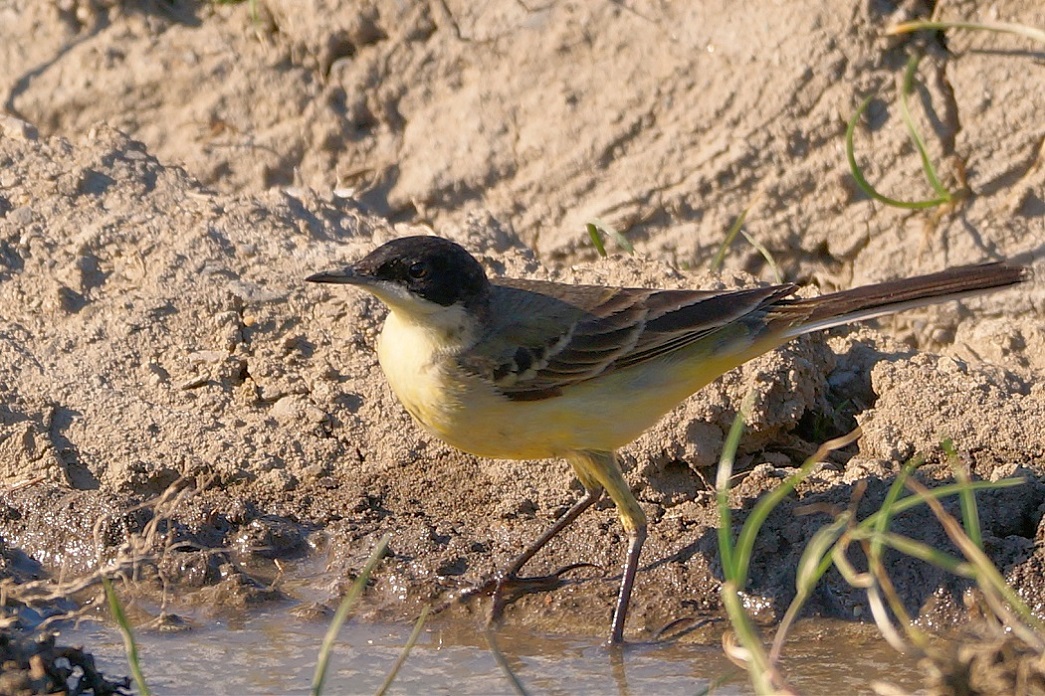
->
[717,418,1041,693]
[710,205,753,273]
[709,198,785,283]
[716,399,860,694]
[845,54,957,210]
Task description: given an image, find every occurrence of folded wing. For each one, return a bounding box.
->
[459,278,797,401]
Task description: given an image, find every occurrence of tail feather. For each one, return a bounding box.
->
[774,261,1028,337]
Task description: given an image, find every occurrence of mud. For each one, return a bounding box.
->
[1,0,1044,691]
[0,629,129,696]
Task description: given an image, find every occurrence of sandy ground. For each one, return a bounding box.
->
[1,0,1044,686]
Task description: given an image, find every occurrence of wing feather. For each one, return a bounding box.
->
[457,277,797,401]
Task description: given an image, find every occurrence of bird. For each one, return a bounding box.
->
[306,234,1026,644]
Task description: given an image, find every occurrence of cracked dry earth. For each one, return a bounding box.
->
[0,0,1044,693]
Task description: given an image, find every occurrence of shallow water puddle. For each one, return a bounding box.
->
[57,610,923,695]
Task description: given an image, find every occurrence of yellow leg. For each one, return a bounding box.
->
[566,450,648,644]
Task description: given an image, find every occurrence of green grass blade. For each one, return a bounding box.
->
[794,516,849,602]
[740,230,784,283]
[732,460,813,588]
[858,477,1024,529]
[586,218,634,257]
[709,200,783,282]
[845,95,951,210]
[374,605,430,696]
[869,456,922,562]
[718,422,857,692]
[872,530,974,577]
[484,626,530,696]
[733,429,861,587]
[102,577,151,696]
[770,514,849,663]
[312,534,391,696]
[585,222,608,257]
[942,439,983,549]
[720,581,779,694]
[710,206,753,272]
[715,409,748,579]
[898,54,951,199]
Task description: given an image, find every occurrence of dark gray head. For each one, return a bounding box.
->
[306,236,491,313]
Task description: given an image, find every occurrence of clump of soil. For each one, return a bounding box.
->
[0,629,129,696]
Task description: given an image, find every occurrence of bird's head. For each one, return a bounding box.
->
[306,236,492,323]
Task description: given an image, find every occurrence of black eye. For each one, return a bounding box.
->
[407,261,428,279]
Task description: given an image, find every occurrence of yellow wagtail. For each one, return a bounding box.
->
[307,235,1026,644]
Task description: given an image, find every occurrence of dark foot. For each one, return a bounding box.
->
[651,615,715,643]
[458,562,599,624]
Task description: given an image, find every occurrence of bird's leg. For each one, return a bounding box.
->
[459,485,604,619]
[611,520,647,644]
[461,449,648,644]
[573,450,648,645]
[502,485,604,577]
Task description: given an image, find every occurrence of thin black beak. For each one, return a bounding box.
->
[305,267,371,285]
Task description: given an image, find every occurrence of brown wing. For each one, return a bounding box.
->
[459,261,1026,402]
[458,277,797,401]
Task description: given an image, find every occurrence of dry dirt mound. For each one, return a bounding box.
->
[0,0,1043,659]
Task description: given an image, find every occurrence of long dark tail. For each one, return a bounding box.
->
[773,261,1028,337]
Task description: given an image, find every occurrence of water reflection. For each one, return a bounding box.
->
[58,610,920,695]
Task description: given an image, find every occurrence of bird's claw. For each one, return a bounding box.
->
[650,615,714,643]
[457,562,601,624]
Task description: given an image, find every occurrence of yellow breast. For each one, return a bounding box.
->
[374,307,566,459]
[373,306,785,462]
[376,310,457,432]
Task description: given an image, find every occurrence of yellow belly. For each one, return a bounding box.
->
[375,308,784,460]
